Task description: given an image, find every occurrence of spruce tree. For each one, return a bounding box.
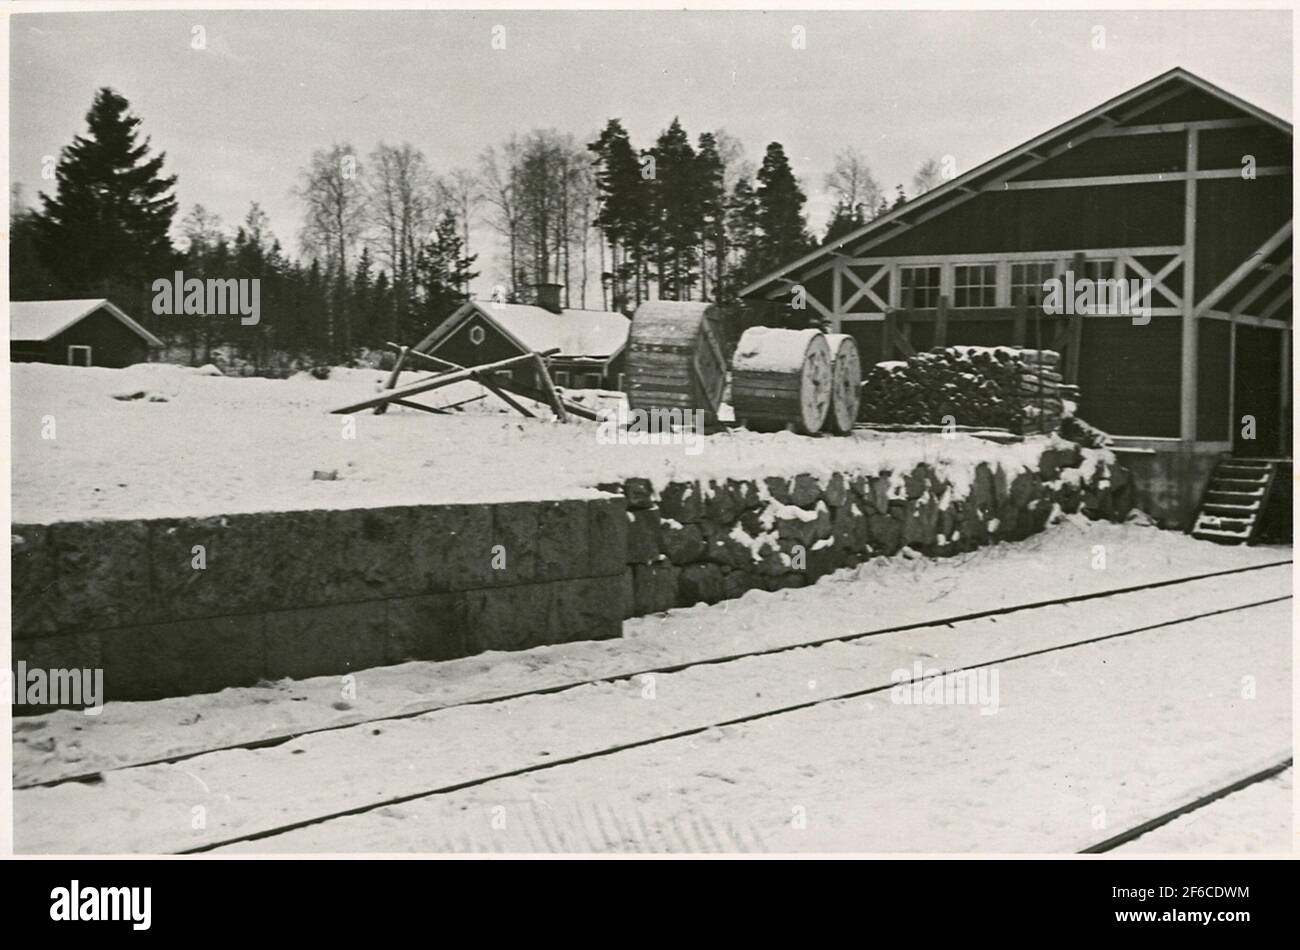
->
[34,87,177,296]
[589,119,649,309]
[649,118,700,300]
[694,133,727,302]
[754,142,810,276]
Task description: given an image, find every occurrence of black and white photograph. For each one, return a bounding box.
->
[2,0,1294,889]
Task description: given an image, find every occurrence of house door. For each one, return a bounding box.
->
[67,345,92,367]
[1232,325,1283,456]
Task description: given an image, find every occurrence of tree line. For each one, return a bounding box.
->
[10,86,948,372]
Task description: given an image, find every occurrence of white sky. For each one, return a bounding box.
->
[9,7,1293,299]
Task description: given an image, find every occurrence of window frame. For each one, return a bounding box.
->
[67,345,92,366]
[1010,261,1058,307]
[899,265,942,309]
[952,263,998,309]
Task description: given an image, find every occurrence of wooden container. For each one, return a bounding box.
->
[731,327,832,434]
[824,332,862,435]
[625,300,728,424]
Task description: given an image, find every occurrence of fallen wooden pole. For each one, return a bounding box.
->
[375,345,411,415]
[332,350,553,414]
[381,341,601,421]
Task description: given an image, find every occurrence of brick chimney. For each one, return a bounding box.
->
[536,283,565,314]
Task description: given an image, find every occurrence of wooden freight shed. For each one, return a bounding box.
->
[741,68,1291,527]
[9,298,162,368]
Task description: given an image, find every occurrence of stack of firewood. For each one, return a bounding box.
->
[859,346,1072,434]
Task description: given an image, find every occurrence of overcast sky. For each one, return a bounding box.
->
[9,7,1293,297]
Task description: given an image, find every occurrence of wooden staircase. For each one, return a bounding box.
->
[1190,458,1283,545]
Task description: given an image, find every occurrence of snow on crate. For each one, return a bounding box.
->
[12,361,1104,523]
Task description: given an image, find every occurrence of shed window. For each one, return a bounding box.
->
[553,370,571,387]
[67,345,92,367]
[581,373,602,389]
[468,325,486,345]
[900,266,941,309]
[953,264,997,308]
[1011,262,1058,306]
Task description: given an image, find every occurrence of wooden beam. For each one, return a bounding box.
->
[531,353,568,422]
[989,167,1289,191]
[475,375,536,418]
[1096,117,1264,137]
[934,295,949,347]
[374,344,413,415]
[1258,288,1292,321]
[390,398,448,415]
[1180,129,1199,443]
[1012,292,1027,346]
[1229,258,1292,318]
[1196,223,1294,316]
[332,350,554,414]
[838,246,1185,267]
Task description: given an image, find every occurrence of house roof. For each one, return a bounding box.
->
[741,66,1293,298]
[419,301,630,360]
[9,298,164,347]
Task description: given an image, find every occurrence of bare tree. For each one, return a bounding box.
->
[480,136,525,299]
[297,144,366,276]
[369,142,438,332]
[438,167,481,291]
[825,147,883,221]
[912,157,945,196]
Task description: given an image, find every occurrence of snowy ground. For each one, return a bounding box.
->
[12,522,1291,854]
[13,362,1077,522]
[1113,768,1292,854]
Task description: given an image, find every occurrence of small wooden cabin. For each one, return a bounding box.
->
[9,298,162,368]
[416,291,629,392]
[741,67,1292,526]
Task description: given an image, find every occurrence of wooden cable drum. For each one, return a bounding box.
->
[625,300,727,425]
[824,333,862,435]
[731,327,832,434]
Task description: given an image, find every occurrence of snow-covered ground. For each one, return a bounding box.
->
[1114,768,1292,854]
[12,362,1081,522]
[12,522,1291,854]
[13,520,1285,788]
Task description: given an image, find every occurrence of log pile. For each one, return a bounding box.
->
[858,346,1072,435]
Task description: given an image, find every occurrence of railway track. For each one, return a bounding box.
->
[173,588,1289,854]
[1082,758,1293,853]
[20,558,1292,792]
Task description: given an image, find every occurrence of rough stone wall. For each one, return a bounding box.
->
[604,444,1132,616]
[11,441,1132,705]
[12,499,627,702]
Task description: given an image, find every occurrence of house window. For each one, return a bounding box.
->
[553,370,571,387]
[582,373,602,389]
[1011,262,1058,306]
[899,265,941,309]
[67,345,92,366]
[468,325,486,345]
[953,264,997,308]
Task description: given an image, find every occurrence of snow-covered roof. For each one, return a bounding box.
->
[422,301,629,360]
[9,299,164,347]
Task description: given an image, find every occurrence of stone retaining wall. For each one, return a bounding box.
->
[11,499,626,702]
[602,443,1131,616]
[11,440,1130,705]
